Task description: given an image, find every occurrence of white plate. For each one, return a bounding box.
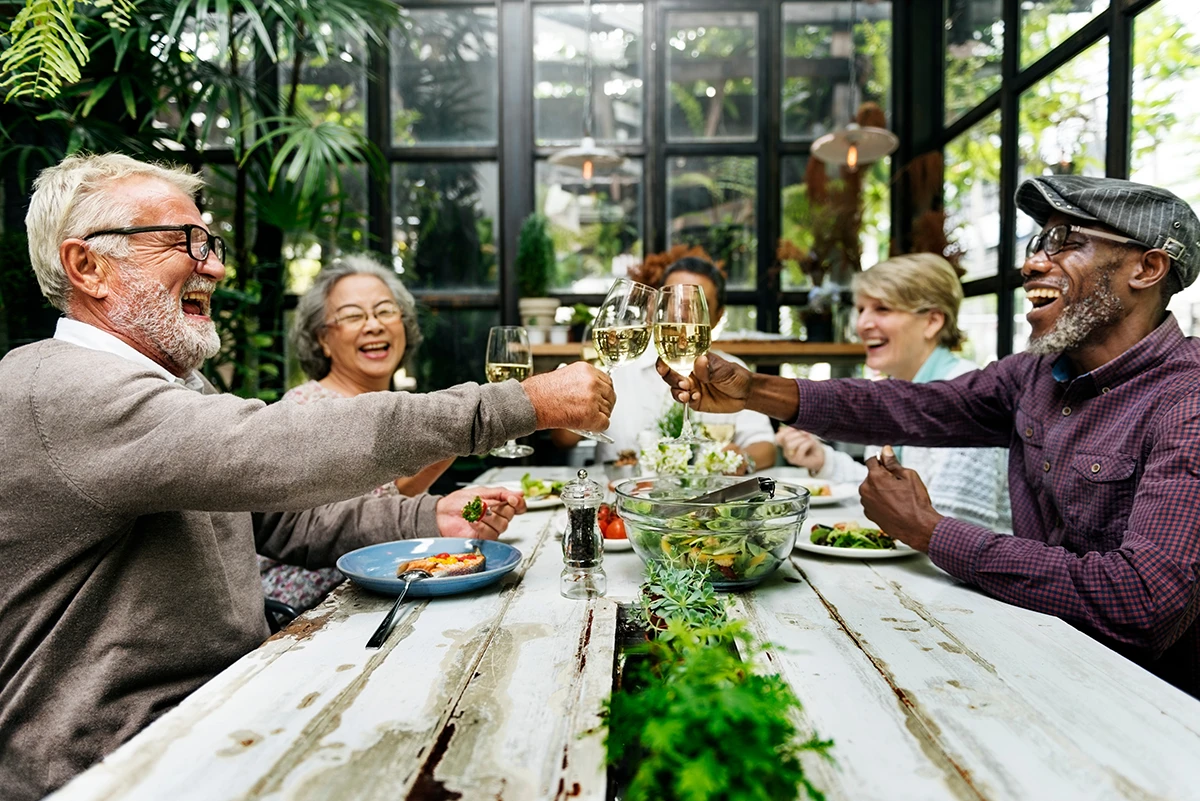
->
[790,479,857,506]
[793,537,919,560]
[603,537,633,552]
[493,480,562,510]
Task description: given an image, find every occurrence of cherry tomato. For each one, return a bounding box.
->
[435,553,450,559]
[604,519,627,540]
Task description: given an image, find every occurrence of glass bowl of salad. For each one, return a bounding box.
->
[613,475,810,591]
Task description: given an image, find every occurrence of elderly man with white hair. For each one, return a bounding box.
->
[0,152,614,800]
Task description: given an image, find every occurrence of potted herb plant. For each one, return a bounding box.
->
[599,561,834,801]
[515,213,560,333]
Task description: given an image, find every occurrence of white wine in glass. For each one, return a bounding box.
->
[568,278,659,444]
[653,284,710,444]
[485,326,535,459]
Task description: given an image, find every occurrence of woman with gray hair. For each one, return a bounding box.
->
[260,253,455,610]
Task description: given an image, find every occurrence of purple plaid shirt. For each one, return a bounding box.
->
[794,315,1200,696]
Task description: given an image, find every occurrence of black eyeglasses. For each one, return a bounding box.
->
[1026,223,1151,261]
[83,224,227,264]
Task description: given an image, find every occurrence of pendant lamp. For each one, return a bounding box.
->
[549,0,624,182]
[810,0,897,171]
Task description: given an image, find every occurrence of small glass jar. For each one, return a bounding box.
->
[560,468,606,599]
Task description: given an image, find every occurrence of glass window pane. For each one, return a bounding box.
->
[539,158,644,292]
[534,4,643,145]
[1012,288,1033,353]
[944,0,1003,125]
[782,2,892,140]
[154,18,255,150]
[667,156,757,287]
[286,165,369,294]
[392,162,499,289]
[666,11,758,141]
[717,305,757,338]
[959,293,998,366]
[1021,0,1108,67]
[415,308,499,391]
[945,109,1002,281]
[277,36,366,133]
[1130,2,1200,333]
[779,156,888,290]
[1015,38,1108,267]
[391,8,499,146]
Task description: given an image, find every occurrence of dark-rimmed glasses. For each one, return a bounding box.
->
[326,302,402,329]
[83,224,227,264]
[1026,224,1151,261]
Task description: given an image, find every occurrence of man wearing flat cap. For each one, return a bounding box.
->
[657,174,1200,698]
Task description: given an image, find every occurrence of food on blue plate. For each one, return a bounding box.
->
[397,549,486,577]
[810,522,894,550]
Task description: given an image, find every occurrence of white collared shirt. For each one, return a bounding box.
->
[593,348,775,462]
[54,318,207,392]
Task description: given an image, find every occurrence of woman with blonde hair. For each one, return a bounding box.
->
[777,253,1011,532]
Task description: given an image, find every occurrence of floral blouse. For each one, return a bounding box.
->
[258,380,400,611]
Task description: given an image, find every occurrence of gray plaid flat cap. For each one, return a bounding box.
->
[1016,175,1200,289]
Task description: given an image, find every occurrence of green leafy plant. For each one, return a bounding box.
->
[656,402,684,439]
[628,560,730,638]
[601,616,834,801]
[515,212,555,297]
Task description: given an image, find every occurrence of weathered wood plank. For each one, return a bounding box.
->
[786,553,1200,800]
[743,561,983,801]
[410,512,617,800]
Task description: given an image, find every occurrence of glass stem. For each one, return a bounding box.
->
[680,401,694,439]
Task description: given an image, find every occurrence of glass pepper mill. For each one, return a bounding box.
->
[560,469,606,599]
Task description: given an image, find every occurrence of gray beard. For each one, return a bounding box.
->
[1026,261,1124,356]
[108,270,221,374]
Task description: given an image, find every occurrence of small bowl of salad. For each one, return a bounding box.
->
[613,475,809,591]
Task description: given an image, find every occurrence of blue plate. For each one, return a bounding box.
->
[336,538,523,597]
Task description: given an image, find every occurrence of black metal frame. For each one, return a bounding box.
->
[377,0,896,334]
[929,0,1154,358]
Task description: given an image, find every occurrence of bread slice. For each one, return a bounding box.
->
[397,548,487,578]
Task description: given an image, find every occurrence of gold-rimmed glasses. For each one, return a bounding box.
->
[326,302,402,330]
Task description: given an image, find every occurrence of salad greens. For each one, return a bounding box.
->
[810,522,894,550]
[520,472,564,499]
[619,488,801,584]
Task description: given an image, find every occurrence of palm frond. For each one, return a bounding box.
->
[0,0,89,101]
[1,0,140,101]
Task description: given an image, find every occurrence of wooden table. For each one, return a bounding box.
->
[50,466,1200,801]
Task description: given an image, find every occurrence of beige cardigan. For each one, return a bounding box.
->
[0,339,536,800]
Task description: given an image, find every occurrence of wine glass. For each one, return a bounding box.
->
[485,326,535,459]
[653,284,711,444]
[568,278,659,444]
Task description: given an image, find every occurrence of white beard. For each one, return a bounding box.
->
[108,270,221,374]
[1026,262,1124,356]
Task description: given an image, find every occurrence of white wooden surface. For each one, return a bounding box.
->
[50,465,1200,801]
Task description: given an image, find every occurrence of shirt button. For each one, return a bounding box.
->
[1091,463,1101,473]
[1043,461,1051,472]
[1025,427,1034,438]
[1101,387,1110,394]
[1062,407,1071,416]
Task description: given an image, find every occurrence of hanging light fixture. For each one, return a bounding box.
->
[810,0,897,171]
[549,0,624,183]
